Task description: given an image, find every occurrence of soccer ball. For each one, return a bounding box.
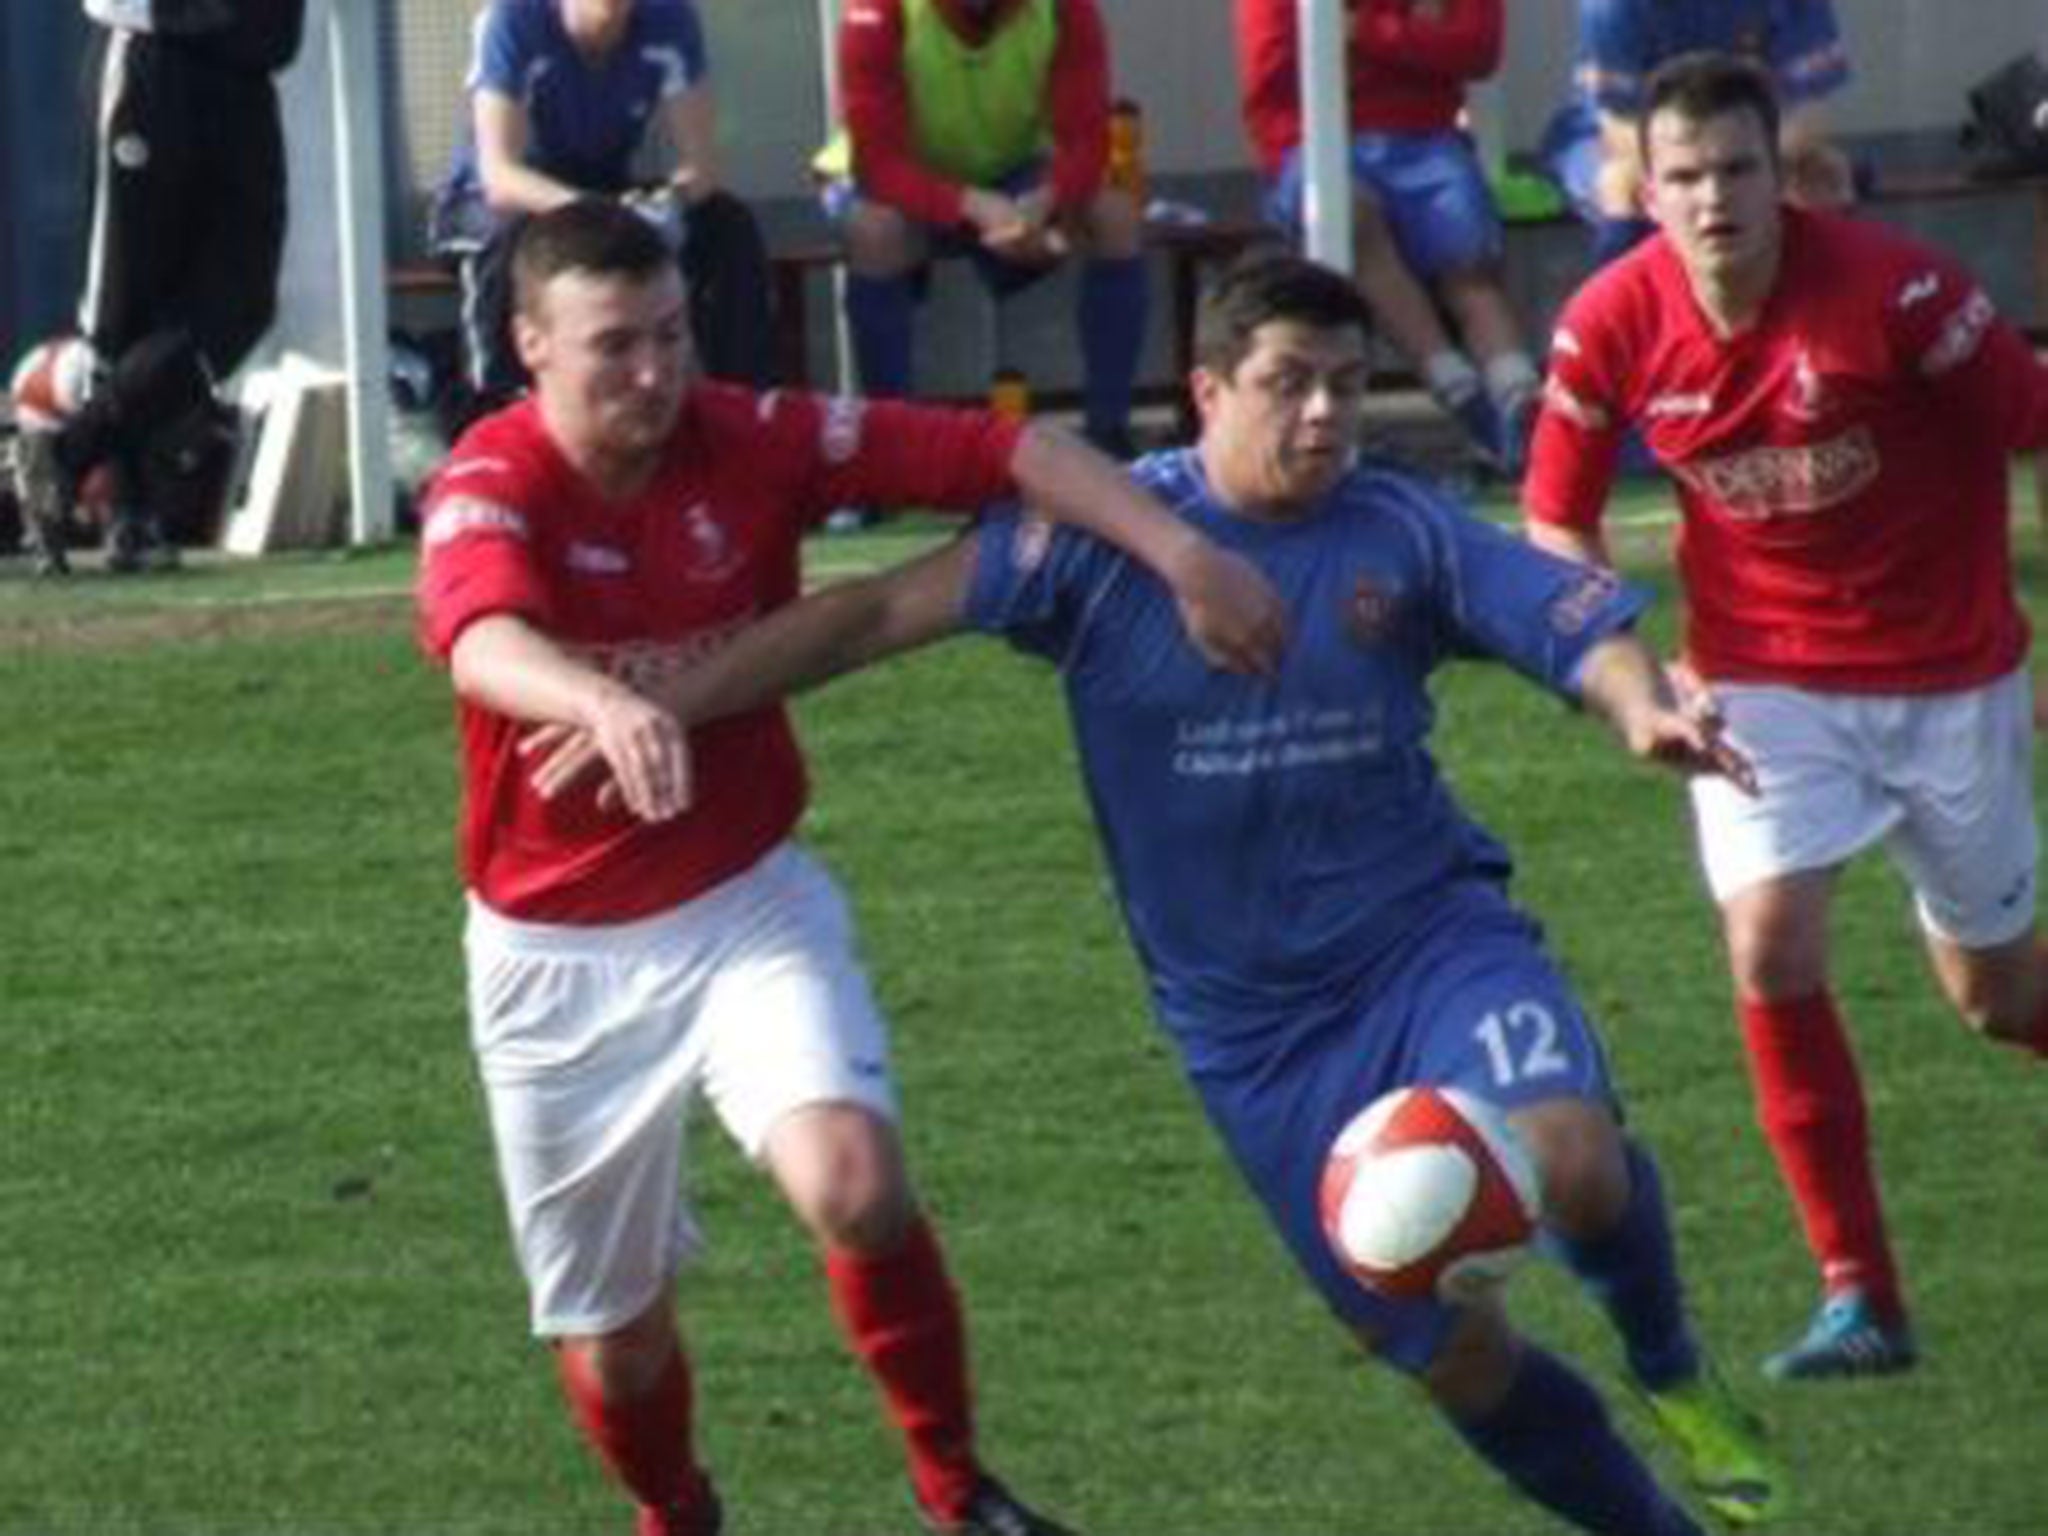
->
[1318,1085,1543,1303]
[9,335,94,429]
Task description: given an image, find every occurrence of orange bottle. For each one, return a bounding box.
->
[1108,97,1146,207]
[989,367,1032,422]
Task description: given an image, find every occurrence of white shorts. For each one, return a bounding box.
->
[1688,668,2039,947]
[463,843,899,1337]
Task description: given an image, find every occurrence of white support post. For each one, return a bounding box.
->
[329,0,393,544]
[1297,0,1351,272]
[816,0,854,392]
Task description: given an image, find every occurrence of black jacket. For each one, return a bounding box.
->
[93,0,306,74]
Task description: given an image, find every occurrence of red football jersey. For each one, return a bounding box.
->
[1233,0,1502,174]
[417,384,1021,923]
[1527,208,2048,692]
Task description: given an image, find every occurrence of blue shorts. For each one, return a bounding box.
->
[820,159,1053,298]
[1536,102,1603,226]
[1182,881,1615,1375]
[1264,131,1503,278]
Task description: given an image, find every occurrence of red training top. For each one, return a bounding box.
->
[1233,0,1502,175]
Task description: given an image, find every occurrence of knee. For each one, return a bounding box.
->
[1081,186,1143,255]
[1947,960,2046,1046]
[1513,1101,1628,1242]
[843,201,916,276]
[806,1176,913,1253]
[769,1104,913,1253]
[1723,912,1828,1001]
[566,1300,678,1400]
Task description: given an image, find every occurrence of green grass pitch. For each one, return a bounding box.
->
[2,487,2045,1532]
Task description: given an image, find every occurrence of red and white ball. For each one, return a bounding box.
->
[9,335,94,430]
[1319,1085,1543,1303]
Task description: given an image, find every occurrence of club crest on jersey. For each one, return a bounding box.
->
[1344,573,1401,646]
[1779,351,1827,423]
[1009,511,1053,573]
[677,499,743,583]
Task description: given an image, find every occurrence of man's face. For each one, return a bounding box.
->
[516,265,693,469]
[1194,318,1370,515]
[1642,106,1784,287]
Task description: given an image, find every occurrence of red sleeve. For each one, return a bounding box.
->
[1356,0,1502,83]
[754,391,1024,525]
[414,422,554,660]
[841,0,968,227]
[1883,257,2048,453]
[1232,0,1301,173]
[1044,0,1111,213]
[1523,285,1630,534]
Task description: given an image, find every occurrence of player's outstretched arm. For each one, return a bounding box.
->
[452,613,692,822]
[1009,423,1287,675]
[1576,632,1756,793]
[525,538,978,807]
[1526,516,1613,570]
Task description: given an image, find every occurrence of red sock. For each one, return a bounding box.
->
[826,1216,980,1520]
[1738,993,1907,1323]
[556,1344,715,1531]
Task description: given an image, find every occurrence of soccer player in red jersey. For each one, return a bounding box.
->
[414,197,1283,1535]
[1524,52,2048,1382]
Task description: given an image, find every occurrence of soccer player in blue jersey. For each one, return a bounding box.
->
[1539,0,1853,264]
[527,251,1777,1534]
[434,0,773,399]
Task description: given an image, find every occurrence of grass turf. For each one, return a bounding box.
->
[3,485,2045,1532]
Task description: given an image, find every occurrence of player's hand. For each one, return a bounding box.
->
[520,722,608,802]
[967,187,1065,264]
[1627,677,1758,795]
[577,691,693,821]
[1164,542,1288,676]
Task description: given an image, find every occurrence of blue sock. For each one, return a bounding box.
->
[1076,256,1147,445]
[1590,217,1653,268]
[1555,1140,1700,1391]
[844,273,916,398]
[1451,1346,1703,1536]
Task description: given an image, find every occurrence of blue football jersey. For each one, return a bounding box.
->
[451,0,707,197]
[1574,0,1849,117]
[964,450,1649,1066]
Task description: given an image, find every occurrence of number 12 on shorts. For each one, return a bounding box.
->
[1474,1001,1569,1088]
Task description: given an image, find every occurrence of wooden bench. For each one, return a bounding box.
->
[765,219,1277,429]
[389,159,2048,443]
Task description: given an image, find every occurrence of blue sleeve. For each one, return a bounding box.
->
[963,502,1125,666]
[648,0,709,92]
[469,2,525,97]
[1768,0,1849,105]
[1578,0,1651,115]
[1425,499,1652,699]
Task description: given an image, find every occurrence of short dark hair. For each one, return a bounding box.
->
[1638,51,1783,170]
[1193,247,1374,378]
[511,197,675,318]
